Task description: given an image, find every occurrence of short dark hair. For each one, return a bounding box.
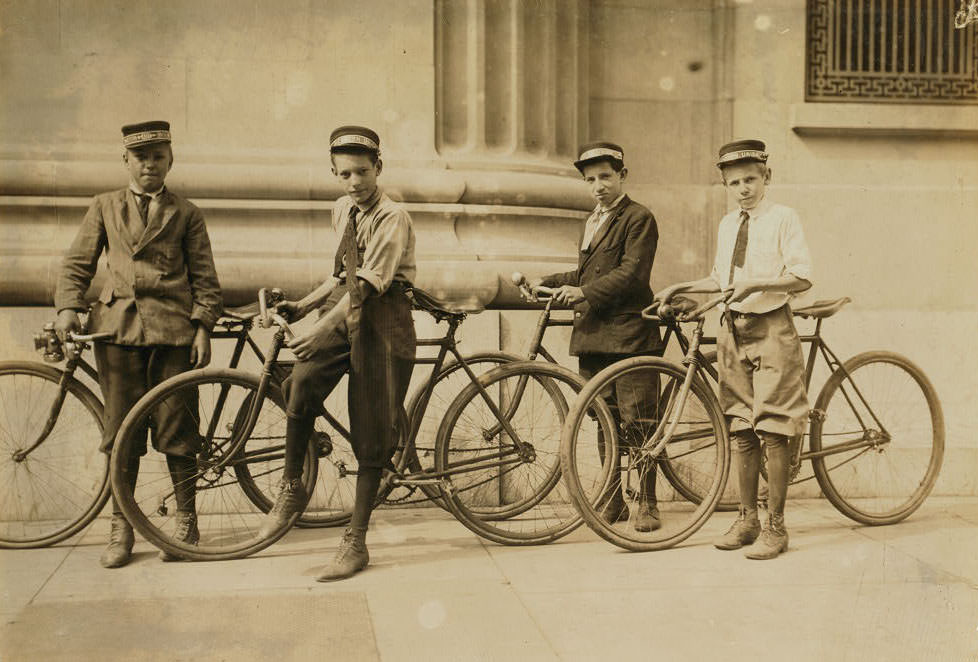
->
[330,146,379,166]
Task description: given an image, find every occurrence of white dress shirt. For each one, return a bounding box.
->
[580,194,625,250]
[710,197,813,314]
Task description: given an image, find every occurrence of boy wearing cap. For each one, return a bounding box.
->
[259,125,416,582]
[530,142,662,532]
[54,121,222,568]
[656,139,812,559]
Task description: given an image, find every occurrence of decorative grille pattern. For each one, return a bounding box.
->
[806,0,978,103]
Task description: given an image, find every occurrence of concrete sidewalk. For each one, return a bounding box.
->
[2,498,976,662]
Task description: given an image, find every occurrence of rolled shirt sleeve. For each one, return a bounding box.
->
[779,208,813,286]
[357,207,412,294]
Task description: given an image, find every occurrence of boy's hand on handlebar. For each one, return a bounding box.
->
[54,309,81,343]
[551,285,585,306]
[723,280,757,304]
[287,329,331,361]
[275,300,302,321]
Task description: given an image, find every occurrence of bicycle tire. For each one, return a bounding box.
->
[657,350,738,512]
[435,361,609,545]
[110,368,318,561]
[561,356,729,552]
[0,361,109,549]
[810,351,944,525]
[396,351,522,507]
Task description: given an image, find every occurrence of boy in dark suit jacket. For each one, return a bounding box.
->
[54,121,222,568]
[532,142,662,531]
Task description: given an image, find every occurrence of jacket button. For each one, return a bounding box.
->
[595,267,601,273]
[574,312,582,318]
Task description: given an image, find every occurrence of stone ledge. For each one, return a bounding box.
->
[790,103,978,138]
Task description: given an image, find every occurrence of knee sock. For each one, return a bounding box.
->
[283,415,315,482]
[761,433,790,519]
[349,467,383,537]
[111,455,141,517]
[733,430,761,516]
[166,454,198,513]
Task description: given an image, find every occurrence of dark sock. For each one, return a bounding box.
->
[640,460,658,506]
[762,433,790,518]
[733,430,761,514]
[284,415,315,482]
[166,454,197,513]
[112,455,141,517]
[350,467,383,535]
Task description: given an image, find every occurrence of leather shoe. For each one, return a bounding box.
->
[258,478,308,539]
[714,508,761,550]
[744,513,788,560]
[100,514,135,569]
[316,528,369,582]
[159,511,200,562]
[632,500,661,532]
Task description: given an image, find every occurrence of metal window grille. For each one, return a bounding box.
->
[806,0,978,103]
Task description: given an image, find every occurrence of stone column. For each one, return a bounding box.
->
[435,0,589,170]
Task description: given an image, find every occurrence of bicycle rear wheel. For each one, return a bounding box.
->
[110,369,318,561]
[435,361,611,545]
[561,356,728,552]
[810,351,944,525]
[0,362,108,548]
[395,351,521,507]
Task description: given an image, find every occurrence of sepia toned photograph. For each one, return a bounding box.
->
[1,1,976,660]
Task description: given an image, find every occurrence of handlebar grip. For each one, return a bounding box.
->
[67,331,113,343]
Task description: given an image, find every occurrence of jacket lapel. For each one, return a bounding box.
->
[580,196,629,268]
[134,189,177,254]
[111,190,138,253]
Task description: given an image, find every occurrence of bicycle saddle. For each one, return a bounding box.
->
[792,297,852,319]
[219,303,260,322]
[406,287,467,322]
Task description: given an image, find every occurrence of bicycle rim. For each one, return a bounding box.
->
[436,361,598,545]
[810,351,944,525]
[111,369,317,561]
[561,356,728,552]
[0,362,109,548]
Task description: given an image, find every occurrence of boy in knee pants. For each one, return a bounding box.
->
[55,121,222,568]
[657,140,813,559]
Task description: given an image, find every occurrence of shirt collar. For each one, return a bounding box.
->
[129,181,166,198]
[353,187,382,213]
[741,196,771,219]
[592,193,626,216]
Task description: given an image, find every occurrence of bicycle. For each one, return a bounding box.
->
[109,288,615,560]
[560,295,944,551]
[0,326,112,548]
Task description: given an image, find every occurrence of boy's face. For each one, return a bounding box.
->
[721,161,770,210]
[331,151,382,206]
[581,160,626,208]
[124,144,173,193]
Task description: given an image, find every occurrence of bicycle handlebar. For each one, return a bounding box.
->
[511,271,554,303]
[67,332,113,343]
[641,294,728,323]
[257,288,295,338]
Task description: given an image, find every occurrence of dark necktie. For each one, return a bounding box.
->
[344,206,361,304]
[728,210,750,284]
[133,192,151,237]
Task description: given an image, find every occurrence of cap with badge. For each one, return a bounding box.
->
[573,141,625,172]
[716,139,768,168]
[122,120,172,149]
[330,125,381,154]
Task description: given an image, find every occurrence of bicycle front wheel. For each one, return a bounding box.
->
[435,361,611,545]
[561,356,729,552]
[0,362,108,548]
[110,369,318,561]
[810,351,944,525]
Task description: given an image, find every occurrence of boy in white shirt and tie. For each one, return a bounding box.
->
[656,139,813,559]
